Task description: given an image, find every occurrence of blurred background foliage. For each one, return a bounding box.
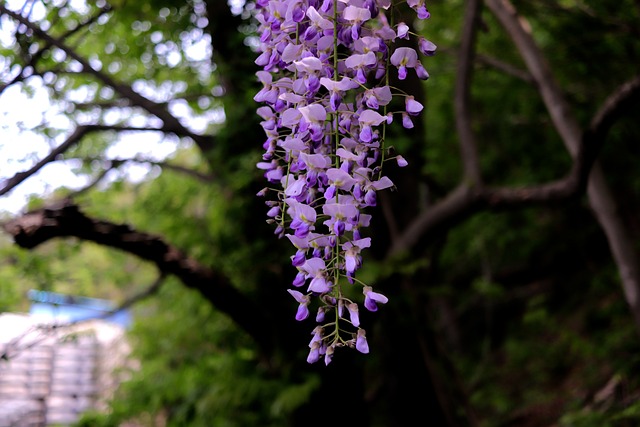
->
[1,0,640,426]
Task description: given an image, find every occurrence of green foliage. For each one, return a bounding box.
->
[75,279,316,427]
[0,231,157,310]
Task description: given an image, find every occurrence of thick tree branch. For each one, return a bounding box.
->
[588,75,640,141]
[206,1,251,95]
[486,0,640,331]
[0,4,214,153]
[0,125,163,197]
[390,74,640,257]
[2,203,273,352]
[389,177,583,258]
[389,184,480,257]
[485,0,583,155]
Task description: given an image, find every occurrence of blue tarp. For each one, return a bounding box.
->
[27,290,131,328]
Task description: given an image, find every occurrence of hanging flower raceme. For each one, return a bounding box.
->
[254,0,435,364]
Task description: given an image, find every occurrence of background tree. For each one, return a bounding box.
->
[1,0,640,426]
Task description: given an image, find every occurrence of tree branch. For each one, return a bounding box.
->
[68,156,215,185]
[111,272,166,314]
[588,75,640,141]
[485,0,640,332]
[389,184,480,257]
[476,54,534,83]
[455,0,483,184]
[2,4,108,94]
[485,0,584,154]
[389,74,640,258]
[65,164,120,199]
[104,157,215,183]
[2,202,273,352]
[0,125,164,197]
[0,4,214,153]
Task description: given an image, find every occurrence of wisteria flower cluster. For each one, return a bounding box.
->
[255,0,435,364]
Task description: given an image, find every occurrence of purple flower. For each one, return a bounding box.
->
[354,36,383,54]
[255,0,435,362]
[369,176,394,191]
[302,257,332,294]
[291,249,306,266]
[286,233,310,250]
[294,57,324,93]
[402,112,414,129]
[257,106,277,132]
[309,326,324,347]
[286,199,316,237]
[347,303,360,327]
[285,0,305,22]
[292,271,305,287]
[254,71,279,104]
[288,289,310,321]
[396,155,409,167]
[418,37,437,56]
[345,52,377,84]
[320,77,359,111]
[415,62,430,80]
[390,47,418,80]
[324,344,335,365]
[281,43,304,63]
[343,237,371,277]
[299,104,328,141]
[307,341,321,363]
[407,0,431,19]
[356,328,369,354]
[363,86,392,110]
[322,202,359,234]
[358,109,387,143]
[299,152,331,186]
[343,6,371,40]
[280,108,302,129]
[257,160,283,183]
[305,6,333,40]
[397,22,409,39]
[326,168,357,191]
[405,96,424,115]
[363,285,388,312]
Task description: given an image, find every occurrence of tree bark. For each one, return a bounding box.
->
[485,0,640,331]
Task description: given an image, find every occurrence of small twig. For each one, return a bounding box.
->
[105,157,215,182]
[476,54,533,83]
[0,273,166,362]
[66,166,118,198]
